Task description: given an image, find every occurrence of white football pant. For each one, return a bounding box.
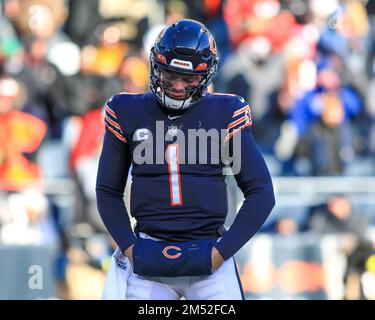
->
[102,233,245,300]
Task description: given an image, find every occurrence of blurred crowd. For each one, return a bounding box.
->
[0,0,375,299]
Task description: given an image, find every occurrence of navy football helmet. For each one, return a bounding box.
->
[150,19,219,110]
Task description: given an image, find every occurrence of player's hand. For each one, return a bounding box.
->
[124,244,134,268]
[211,246,224,272]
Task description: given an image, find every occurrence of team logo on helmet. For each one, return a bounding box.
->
[209,34,217,55]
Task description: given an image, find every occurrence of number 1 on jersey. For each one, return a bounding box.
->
[167,144,183,206]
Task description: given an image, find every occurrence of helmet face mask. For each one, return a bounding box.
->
[150,19,219,111]
[159,68,203,98]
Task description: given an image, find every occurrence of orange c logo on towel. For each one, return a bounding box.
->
[162,246,182,259]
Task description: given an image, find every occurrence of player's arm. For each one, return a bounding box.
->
[214,100,275,261]
[96,100,137,259]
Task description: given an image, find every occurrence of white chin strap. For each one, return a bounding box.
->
[163,94,194,110]
[157,88,194,110]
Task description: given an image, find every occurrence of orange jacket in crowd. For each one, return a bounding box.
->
[0,111,47,191]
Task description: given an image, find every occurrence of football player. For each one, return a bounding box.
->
[96,19,275,300]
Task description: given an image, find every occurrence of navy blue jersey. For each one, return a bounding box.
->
[96,92,275,260]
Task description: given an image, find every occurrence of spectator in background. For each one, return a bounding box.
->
[11,0,68,41]
[317,0,369,95]
[0,75,47,191]
[257,30,318,155]
[63,0,104,47]
[305,194,369,237]
[272,214,299,236]
[0,188,57,245]
[294,86,355,176]
[13,35,69,137]
[365,1,375,169]
[275,57,363,174]
[217,36,286,122]
[63,26,125,117]
[345,236,375,300]
[69,107,106,232]
[84,0,164,50]
[202,0,231,66]
[0,0,23,60]
[117,55,149,93]
[0,74,58,278]
[317,1,372,160]
[290,58,362,139]
[80,24,129,78]
[305,194,373,300]
[223,0,299,51]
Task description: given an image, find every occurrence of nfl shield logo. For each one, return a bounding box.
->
[167,125,178,136]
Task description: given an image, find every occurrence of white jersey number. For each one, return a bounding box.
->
[167,144,183,206]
